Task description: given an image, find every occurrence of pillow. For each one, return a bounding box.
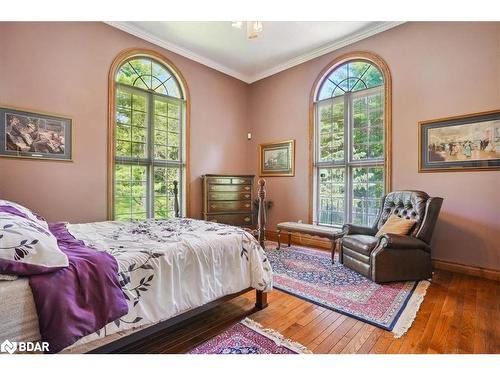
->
[0,199,48,229]
[0,213,68,275]
[376,214,416,237]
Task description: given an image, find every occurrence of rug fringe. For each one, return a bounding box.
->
[391,280,430,338]
[241,318,312,354]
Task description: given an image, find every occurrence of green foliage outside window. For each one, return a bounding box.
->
[317,60,385,227]
[116,58,181,98]
[318,61,384,100]
[113,57,184,221]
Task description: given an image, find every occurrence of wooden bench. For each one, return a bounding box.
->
[276,222,344,263]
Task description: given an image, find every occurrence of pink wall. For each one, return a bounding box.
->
[247,22,500,270]
[0,22,498,270]
[0,22,250,223]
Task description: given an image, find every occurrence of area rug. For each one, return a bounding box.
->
[265,243,430,338]
[189,318,312,354]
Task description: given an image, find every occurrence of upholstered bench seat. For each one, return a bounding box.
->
[276,222,343,263]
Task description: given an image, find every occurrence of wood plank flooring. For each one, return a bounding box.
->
[115,269,499,354]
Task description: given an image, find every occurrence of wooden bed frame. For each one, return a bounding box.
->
[89,178,269,353]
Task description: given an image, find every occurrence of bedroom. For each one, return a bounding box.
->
[0,0,499,373]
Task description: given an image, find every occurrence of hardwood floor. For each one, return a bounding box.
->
[116,269,499,354]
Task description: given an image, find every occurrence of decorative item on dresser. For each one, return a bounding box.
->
[202,174,256,227]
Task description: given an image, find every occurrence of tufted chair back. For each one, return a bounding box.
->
[372,190,443,244]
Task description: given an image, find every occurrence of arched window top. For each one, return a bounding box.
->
[317,60,383,101]
[116,57,183,99]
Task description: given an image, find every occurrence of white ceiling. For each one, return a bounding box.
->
[107,21,403,83]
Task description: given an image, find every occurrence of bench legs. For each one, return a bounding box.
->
[276,229,292,250]
[331,239,336,264]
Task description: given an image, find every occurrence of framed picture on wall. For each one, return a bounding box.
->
[0,105,73,161]
[259,139,295,176]
[418,109,500,172]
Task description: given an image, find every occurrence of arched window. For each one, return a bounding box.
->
[109,51,188,220]
[312,53,391,227]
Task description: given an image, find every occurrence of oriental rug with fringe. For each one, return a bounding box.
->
[265,244,429,337]
[189,318,311,354]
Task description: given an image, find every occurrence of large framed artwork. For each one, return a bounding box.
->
[0,105,72,161]
[259,139,295,177]
[418,110,500,172]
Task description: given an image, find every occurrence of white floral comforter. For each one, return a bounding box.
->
[65,218,273,350]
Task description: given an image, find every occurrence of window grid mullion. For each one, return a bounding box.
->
[146,91,155,219]
[313,104,321,224]
[178,100,184,216]
[345,92,352,224]
[314,102,321,224]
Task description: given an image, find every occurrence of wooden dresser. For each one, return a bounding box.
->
[202,174,255,227]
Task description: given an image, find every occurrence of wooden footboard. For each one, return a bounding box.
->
[256,178,267,248]
[88,288,267,353]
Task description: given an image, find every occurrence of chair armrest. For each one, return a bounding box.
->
[379,233,431,252]
[342,224,376,236]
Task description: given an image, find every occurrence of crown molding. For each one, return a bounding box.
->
[248,21,405,83]
[104,21,252,82]
[105,21,405,84]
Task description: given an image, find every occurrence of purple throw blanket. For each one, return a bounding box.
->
[29,222,128,353]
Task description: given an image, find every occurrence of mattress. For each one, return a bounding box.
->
[0,278,154,353]
[0,278,40,345]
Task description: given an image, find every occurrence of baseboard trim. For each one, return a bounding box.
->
[265,229,499,281]
[432,259,499,281]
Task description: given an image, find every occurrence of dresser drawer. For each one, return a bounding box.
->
[208,191,252,201]
[206,177,232,184]
[231,177,252,185]
[208,184,252,192]
[207,200,252,213]
[205,214,254,226]
[202,175,255,227]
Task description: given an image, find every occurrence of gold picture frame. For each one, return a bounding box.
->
[259,139,295,177]
[418,109,500,173]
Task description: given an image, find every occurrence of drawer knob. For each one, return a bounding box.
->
[245,204,250,208]
[244,186,250,190]
[244,194,250,198]
[244,217,251,222]
[211,204,216,208]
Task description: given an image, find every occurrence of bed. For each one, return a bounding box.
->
[0,180,272,354]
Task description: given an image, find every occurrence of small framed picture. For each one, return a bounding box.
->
[259,139,295,177]
[0,105,72,161]
[418,110,500,172]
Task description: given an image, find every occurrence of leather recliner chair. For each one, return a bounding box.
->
[340,191,443,283]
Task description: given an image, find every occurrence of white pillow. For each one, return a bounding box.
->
[0,199,48,229]
[0,213,68,275]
